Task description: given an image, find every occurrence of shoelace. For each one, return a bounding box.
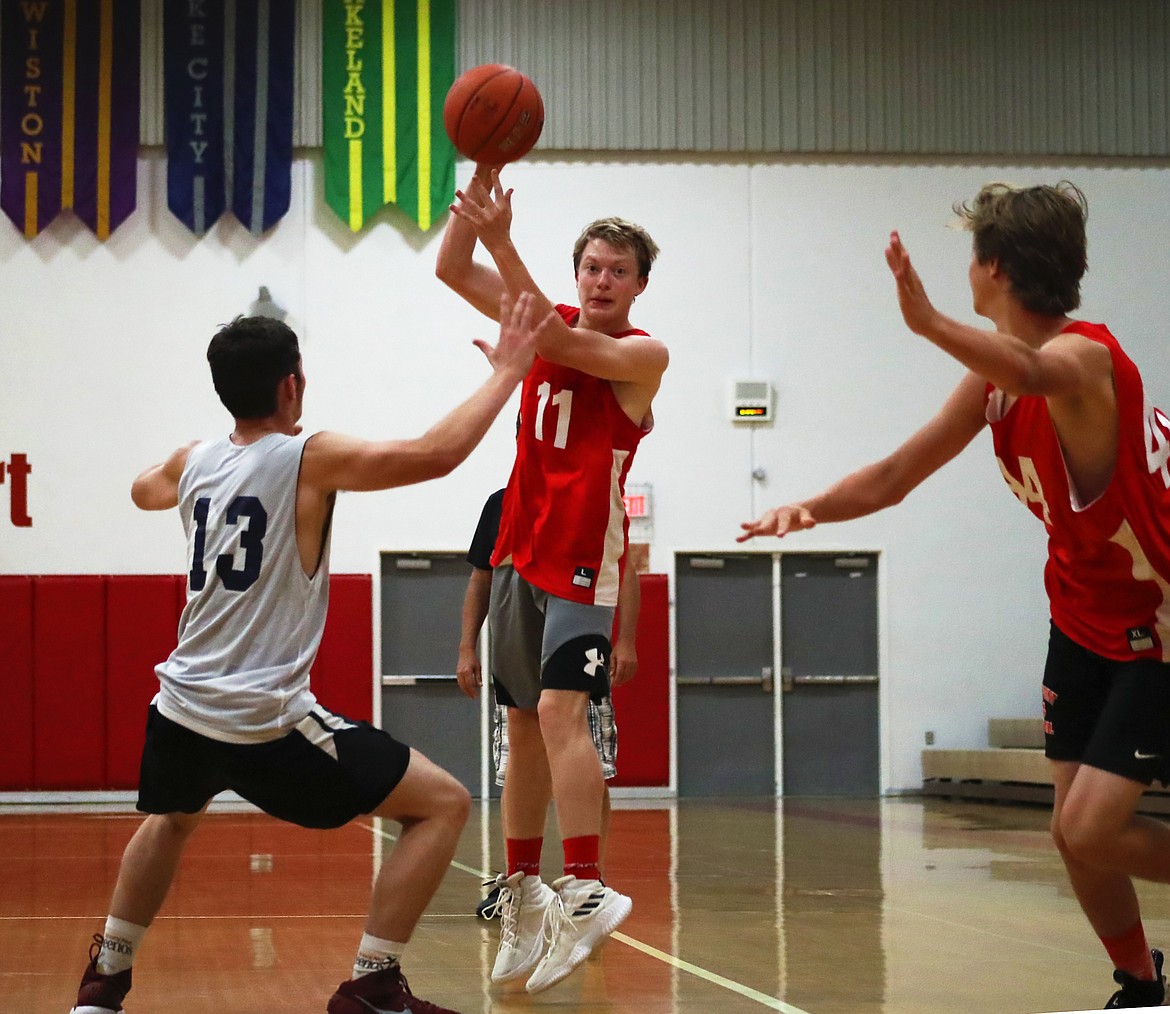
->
[539,892,570,954]
[496,883,521,948]
[478,878,502,920]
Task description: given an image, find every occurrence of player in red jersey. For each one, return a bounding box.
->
[741,181,1170,1009]
[436,166,667,993]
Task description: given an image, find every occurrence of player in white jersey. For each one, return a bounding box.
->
[69,296,539,1014]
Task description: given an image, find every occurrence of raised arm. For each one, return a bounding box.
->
[131,441,197,511]
[610,565,641,688]
[738,370,988,541]
[435,166,508,321]
[445,169,551,319]
[301,292,540,494]
[887,229,1117,499]
[886,231,1112,398]
[450,170,668,387]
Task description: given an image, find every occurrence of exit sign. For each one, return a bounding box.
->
[623,483,652,519]
[623,494,647,517]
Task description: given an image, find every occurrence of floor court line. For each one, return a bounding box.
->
[880,903,1110,963]
[609,931,811,1013]
[362,820,809,1014]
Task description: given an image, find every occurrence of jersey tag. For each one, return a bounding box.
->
[1127,626,1155,652]
[572,566,596,589]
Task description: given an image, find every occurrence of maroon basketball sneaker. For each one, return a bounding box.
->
[327,964,462,1014]
[70,935,133,1014]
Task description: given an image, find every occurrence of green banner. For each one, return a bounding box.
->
[322,0,455,231]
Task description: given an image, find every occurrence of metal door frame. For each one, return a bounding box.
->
[671,546,888,797]
[373,548,494,800]
[374,549,679,802]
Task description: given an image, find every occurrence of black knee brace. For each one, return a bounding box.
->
[542,634,612,700]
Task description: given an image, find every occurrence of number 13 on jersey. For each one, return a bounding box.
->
[190,495,268,592]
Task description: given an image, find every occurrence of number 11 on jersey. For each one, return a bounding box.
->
[535,382,573,449]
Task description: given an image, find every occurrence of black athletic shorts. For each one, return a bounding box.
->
[1042,622,1170,786]
[137,704,412,829]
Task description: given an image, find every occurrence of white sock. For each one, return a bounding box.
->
[96,916,147,976]
[353,933,405,979]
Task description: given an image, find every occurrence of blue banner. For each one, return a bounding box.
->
[164,0,294,237]
[227,0,294,234]
[164,0,226,235]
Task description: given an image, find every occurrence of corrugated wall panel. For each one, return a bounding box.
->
[295,0,322,148]
[132,0,1170,157]
[139,2,163,145]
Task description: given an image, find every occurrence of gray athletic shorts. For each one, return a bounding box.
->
[488,564,615,710]
[490,698,617,786]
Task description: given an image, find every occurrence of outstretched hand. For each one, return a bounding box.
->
[450,167,513,249]
[885,231,942,338]
[473,290,542,376]
[737,504,816,542]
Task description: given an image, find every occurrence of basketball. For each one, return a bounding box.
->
[443,64,544,164]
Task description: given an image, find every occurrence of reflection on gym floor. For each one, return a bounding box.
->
[2,796,1157,1013]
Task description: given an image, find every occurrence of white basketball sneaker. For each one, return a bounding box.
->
[525,876,632,994]
[490,871,557,984]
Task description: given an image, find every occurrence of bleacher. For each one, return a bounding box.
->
[921,718,1170,815]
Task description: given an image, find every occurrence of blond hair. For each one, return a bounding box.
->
[572,217,660,279]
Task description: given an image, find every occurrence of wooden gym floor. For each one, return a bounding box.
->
[2,795,1163,1014]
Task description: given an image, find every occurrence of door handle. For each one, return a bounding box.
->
[676,668,773,692]
[381,674,458,686]
[786,674,879,688]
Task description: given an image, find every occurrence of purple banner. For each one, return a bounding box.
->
[1,0,65,237]
[70,0,140,238]
[0,0,140,240]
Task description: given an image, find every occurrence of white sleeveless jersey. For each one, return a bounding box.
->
[155,432,331,743]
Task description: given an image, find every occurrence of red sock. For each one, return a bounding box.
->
[1101,920,1157,980]
[562,835,600,882]
[505,837,542,879]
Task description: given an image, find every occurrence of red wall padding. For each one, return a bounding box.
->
[175,572,188,619]
[3,574,375,791]
[33,577,107,788]
[8,572,662,790]
[0,576,35,789]
[105,577,183,788]
[312,574,374,722]
[610,574,670,788]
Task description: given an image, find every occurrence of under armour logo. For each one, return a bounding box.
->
[584,647,605,677]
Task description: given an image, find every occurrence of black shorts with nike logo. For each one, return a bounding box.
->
[1043,621,1170,786]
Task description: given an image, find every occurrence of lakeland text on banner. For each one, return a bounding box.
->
[322,0,456,232]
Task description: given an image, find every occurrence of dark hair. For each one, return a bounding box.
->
[955,181,1088,315]
[206,316,302,419]
[572,217,660,279]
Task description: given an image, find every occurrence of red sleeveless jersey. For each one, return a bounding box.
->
[987,321,1170,661]
[491,304,651,606]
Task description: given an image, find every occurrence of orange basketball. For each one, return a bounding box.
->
[443,64,544,164]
